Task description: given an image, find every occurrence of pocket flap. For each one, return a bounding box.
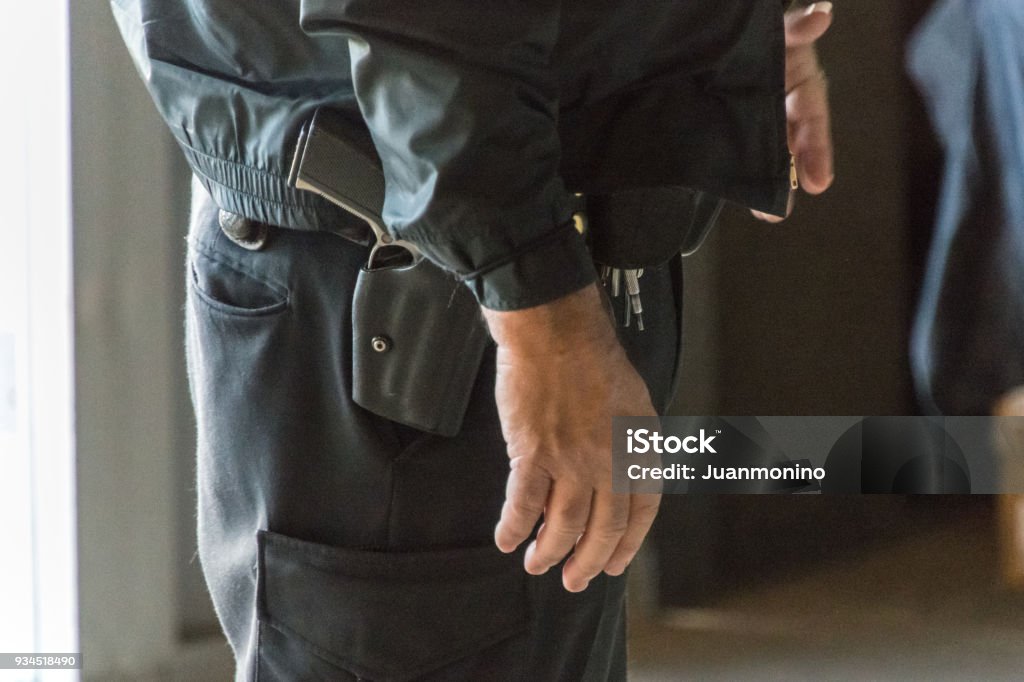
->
[257,531,530,681]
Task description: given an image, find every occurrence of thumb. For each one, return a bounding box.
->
[785,2,834,48]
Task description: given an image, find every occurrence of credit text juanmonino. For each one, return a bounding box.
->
[625,428,826,482]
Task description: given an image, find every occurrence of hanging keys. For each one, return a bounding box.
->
[602,266,645,331]
[623,269,644,331]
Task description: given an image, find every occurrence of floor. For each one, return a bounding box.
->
[628,509,1024,681]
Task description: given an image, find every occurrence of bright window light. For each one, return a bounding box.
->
[0,2,78,681]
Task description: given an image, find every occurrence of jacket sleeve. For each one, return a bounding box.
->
[301,1,596,310]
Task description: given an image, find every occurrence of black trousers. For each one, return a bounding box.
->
[185,179,682,681]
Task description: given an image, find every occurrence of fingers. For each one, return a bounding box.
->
[561,490,631,592]
[603,493,661,577]
[793,125,833,194]
[524,479,592,575]
[787,77,834,194]
[785,3,834,197]
[785,3,833,49]
[494,461,551,553]
[499,465,659,591]
[754,0,834,223]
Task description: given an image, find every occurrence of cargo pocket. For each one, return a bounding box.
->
[256,531,531,682]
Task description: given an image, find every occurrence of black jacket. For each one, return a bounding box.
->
[113,0,790,309]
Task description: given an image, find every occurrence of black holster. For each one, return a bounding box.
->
[351,254,489,437]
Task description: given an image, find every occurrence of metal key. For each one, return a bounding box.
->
[601,266,645,331]
[623,269,644,331]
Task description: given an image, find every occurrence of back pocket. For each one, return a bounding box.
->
[256,531,531,681]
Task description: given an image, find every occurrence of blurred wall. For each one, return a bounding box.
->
[658,0,944,609]
[675,1,916,416]
[71,1,218,677]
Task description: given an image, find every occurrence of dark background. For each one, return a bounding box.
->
[654,1,974,608]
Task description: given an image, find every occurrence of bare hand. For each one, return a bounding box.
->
[753,1,835,222]
[484,285,661,592]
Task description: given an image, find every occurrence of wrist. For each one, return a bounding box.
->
[482,283,619,358]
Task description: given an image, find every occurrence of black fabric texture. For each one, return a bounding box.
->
[185,183,680,679]
[114,0,788,310]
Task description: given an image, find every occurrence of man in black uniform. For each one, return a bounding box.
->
[114,1,833,678]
